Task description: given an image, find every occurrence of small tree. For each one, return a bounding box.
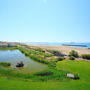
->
[69,56,75,60]
[69,50,79,58]
[55,57,65,62]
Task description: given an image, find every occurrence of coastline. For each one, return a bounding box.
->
[29,45,90,55]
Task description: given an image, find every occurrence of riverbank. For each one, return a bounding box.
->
[29,45,90,55]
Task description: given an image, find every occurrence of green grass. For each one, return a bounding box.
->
[0,66,66,81]
[33,67,67,81]
[0,77,76,90]
[0,62,11,67]
[0,47,17,50]
[56,60,90,89]
[0,60,90,90]
[56,60,90,80]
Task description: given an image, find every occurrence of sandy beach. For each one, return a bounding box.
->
[30,45,90,55]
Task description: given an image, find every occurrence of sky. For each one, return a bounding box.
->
[0,0,90,42]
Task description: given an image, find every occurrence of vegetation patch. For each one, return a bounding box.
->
[18,46,52,65]
[69,56,75,60]
[81,54,90,60]
[0,67,31,79]
[69,50,79,58]
[36,71,53,76]
[0,47,17,50]
[0,62,11,67]
[0,67,66,81]
[56,60,90,82]
[33,68,67,81]
[47,50,64,56]
[55,57,65,62]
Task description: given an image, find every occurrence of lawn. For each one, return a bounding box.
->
[0,60,90,90]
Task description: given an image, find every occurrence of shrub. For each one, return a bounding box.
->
[81,54,90,60]
[47,50,63,56]
[33,68,66,81]
[55,57,65,62]
[69,56,75,60]
[36,71,53,76]
[69,50,79,58]
[0,62,11,67]
[35,48,45,53]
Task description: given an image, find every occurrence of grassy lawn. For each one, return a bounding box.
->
[0,76,89,90]
[56,60,90,90]
[0,60,90,90]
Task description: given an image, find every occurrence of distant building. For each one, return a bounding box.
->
[0,42,16,47]
[8,43,16,47]
[0,42,8,47]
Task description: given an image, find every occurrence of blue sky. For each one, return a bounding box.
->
[0,0,90,42]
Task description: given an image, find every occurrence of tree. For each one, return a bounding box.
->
[69,50,79,58]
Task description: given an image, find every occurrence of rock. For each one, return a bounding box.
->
[16,62,24,67]
[66,73,80,80]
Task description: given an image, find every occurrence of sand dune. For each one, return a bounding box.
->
[30,45,90,55]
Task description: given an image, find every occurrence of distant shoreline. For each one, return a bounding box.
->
[26,42,90,49]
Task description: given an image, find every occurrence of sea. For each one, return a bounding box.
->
[25,42,90,49]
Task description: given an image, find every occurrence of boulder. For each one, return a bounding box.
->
[16,62,24,67]
[66,73,80,80]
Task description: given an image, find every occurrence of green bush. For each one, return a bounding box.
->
[55,57,65,62]
[35,48,45,53]
[69,50,79,58]
[35,71,53,76]
[69,56,75,60]
[0,62,11,67]
[81,54,90,60]
[47,50,63,56]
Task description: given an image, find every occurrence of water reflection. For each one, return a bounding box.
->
[0,50,47,74]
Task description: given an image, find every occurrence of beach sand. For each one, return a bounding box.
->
[30,45,90,55]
